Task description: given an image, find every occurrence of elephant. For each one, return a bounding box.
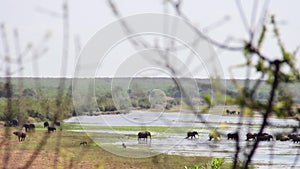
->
[209,131,221,141]
[11,119,19,126]
[185,131,198,139]
[138,131,151,141]
[256,134,273,141]
[227,132,238,140]
[13,131,26,141]
[22,123,35,132]
[280,136,290,141]
[80,141,88,146]
[246,133,257,141]
[4,119,19,127]
[44,121,49,128]
[48,126,56,133]
[275,133,290,141]
[289,134,300,143]
[292,136,300,143]
[288,133,300,140]
[275,133,284,140]
[54,121,61,126]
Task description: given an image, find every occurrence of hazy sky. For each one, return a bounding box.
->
[0,0,299,78]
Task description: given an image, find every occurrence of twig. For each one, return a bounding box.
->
[243,60,282,168]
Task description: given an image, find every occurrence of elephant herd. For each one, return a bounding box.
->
[226,109,240,115]
[275,133,300,143]
[11,121,60,141]
[194,131,300,143]
[245,132,300,143]
[137,130,300,144]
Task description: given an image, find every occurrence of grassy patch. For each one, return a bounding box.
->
[63,123,213,134]
[0,126,221,169]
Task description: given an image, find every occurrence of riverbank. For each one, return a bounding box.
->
[82,105,300,121]
[0,124,232,169]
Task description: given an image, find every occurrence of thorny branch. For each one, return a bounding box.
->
[107,0,216,126]
[167,1,300,169]
[104,0,300,168]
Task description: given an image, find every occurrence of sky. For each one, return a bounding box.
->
[0,0,299,79]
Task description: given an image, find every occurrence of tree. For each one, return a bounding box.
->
[108,1,300,168]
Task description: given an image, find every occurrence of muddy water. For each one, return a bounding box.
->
[64,111,300,168]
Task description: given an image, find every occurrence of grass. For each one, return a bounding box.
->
[62,123,217,134]
[0,125,228,169]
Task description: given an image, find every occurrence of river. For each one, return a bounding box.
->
[64,111,300,168]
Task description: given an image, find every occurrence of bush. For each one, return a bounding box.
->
[211,158,225,169]
[138,98,151,109]
[184,158,225,169]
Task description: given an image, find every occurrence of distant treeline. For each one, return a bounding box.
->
[0,78,299,122]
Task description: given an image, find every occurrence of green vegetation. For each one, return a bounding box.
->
[0,77,300,124]
[184,158,255,169]
[63,123,214,134]
[211,158,225,169]
[184,158,228,169]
